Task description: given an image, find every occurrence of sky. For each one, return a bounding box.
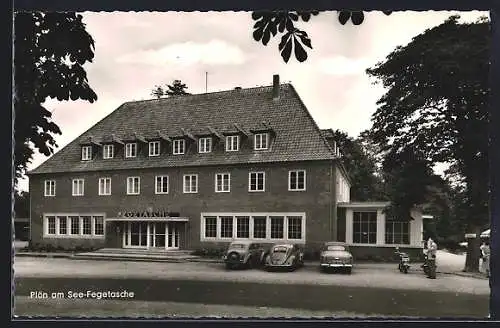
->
[17,10,488,192]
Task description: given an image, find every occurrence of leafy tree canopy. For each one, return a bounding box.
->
[150,79,190,98]
[14,12,97,185]
[365,15,490,230]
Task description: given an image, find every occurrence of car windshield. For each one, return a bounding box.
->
[230,243,248,249]
[273,246,289,253]
[326,245,346,251]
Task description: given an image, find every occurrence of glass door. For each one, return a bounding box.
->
[123,222,148,248]
[150,222,166,249]
[166,222,180,250]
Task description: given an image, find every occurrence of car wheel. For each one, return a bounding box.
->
[246,257,253,269]
[345,267,352,275]
[225,263,233,270]
[403,267,408,274]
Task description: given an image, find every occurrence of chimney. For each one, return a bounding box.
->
[272,74,280,100]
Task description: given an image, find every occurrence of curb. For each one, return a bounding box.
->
[15,252,74,259]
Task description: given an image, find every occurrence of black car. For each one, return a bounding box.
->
[222,241,265,270]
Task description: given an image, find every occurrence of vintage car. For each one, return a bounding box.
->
[319,241,353,274]
[263,243,304,271]
[222,240,265,270]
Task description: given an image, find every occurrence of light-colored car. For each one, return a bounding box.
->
[319,241,353,274]
[263,243,304,271]
[222,240,265,270]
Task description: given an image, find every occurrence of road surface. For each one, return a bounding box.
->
[12,257,490,318]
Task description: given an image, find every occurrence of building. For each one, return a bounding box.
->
[27,75,425,258]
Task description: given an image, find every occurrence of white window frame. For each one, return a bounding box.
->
[44,180,56,197]
[225,135,239,152]
[198,137,212,153]
[215,173,231,193]
[248,171,265,192]
[288,170,306,191]
[125,143,137,158]
[149,141,160,157]
[385,220,410,245]
[200,212,306,243]
[43,213,106,239]
[352,211,378,245]
[173,139,185,155]
[254,133,269,150]
[127,176,140,195]
[81,146,92,161]
[155,175,169,194]
[183,174,198,193]
[103,144,114,159]
[72,179,85,196]
[98,177,112,196]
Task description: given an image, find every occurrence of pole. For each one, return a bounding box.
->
[205,72,208,93]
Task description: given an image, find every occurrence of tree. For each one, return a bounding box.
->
[14,12,97,185]
[14,191,30,218]
[165,80,190,96]
[365,16,490,271]
[330,130,385,201]
[151,85,164,99]
[150,80,190,98]
[251,11,391,62]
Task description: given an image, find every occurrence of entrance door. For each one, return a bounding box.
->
[166,222,180,250]
[123,222,148,248]
[149,222,166,249]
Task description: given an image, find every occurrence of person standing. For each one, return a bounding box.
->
[480,241,490,277]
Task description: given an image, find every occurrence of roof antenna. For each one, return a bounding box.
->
[205,72,208,93]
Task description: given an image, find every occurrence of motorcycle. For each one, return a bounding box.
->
[394,247,410,274]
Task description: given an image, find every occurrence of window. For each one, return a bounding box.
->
[127,177,140,195]
[236,216,250,238]
[72,179,84,196]
[225,135,239,151]
[289,170,306,191]
[125,143,137,158]
[353,211,377,244]
[44,180,56,197]
[183,174,198,193]
[215,173,231,193]
[46,216,56,235]
[82,216,92,235]
[58,216,67,235]
[45,214,105,238]
[253,216,267,239]
[155,175,169,194]
[70,216,80,235]
[204,217,217,238]
[254,133,269,150]
[201,213,305,242]
[270,216,284,239]
[94,216,104,236]
[81,146,92,160]
[99,178,111,196]
[386,220,410,245]
[149,141,160,157]
[220,216,233,238]
[287,216,302,240]
[249,172,265,192]
[103,144,114,159]
[173,139,185,155]
[198,137,212,153]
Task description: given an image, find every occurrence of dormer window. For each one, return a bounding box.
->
[254,133,269,150]
[225,135,239,152]
[173,139,185,155]
[149,141,160,157]
[199,137,212,153]
[125,143,137,158]
[81,146,92,161]
[103,144,114,159]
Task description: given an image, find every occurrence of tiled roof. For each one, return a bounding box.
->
[29,84,337,175]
